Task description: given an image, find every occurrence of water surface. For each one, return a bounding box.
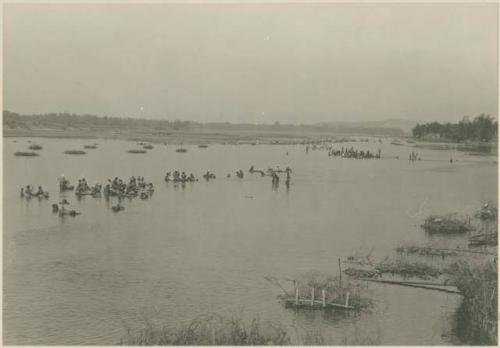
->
[3,138,497,345]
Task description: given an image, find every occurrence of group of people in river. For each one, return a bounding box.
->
[20,185,49,199]
[249,165,266,176]
[203,171,216,180]
[25,163,294,217]
[248,165,292,189]
[59,176,74,191]
[165,171,197,183]
[328,147,382,159]
[52,199,80,217]
[409,151,421,162]
[75,178,102,197]
[104,176,154,199]
[227,170,244,178]
[271,169,291,189]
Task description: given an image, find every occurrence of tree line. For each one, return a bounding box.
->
[412,114,498,142]
[3,110,404,136]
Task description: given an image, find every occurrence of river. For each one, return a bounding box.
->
[3,137,497,345]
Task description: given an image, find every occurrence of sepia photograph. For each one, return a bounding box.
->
[2,1,498,345]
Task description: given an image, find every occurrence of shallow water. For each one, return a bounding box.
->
[3,138,497,345]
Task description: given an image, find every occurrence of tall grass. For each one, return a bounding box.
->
[121,313,383,346]
[447,260,497,345]
[120,314,290,345]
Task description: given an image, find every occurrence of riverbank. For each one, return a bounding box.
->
[120,312,381,345]
[5,126,497,153]
[121,259,496,345]
[3,127,380,145]
[3,110,407,145]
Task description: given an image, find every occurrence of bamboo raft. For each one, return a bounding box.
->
[281,288,356,310]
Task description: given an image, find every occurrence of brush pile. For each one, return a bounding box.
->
[421,215,471,233]
[469,233,497,247]
[343,268,380,278]
[269,272,373,310]
[375,259,442,279]
[475,203,497,221]
[395,246,458,258]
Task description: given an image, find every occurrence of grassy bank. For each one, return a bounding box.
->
[120,313,382,346]
[120,314,291,345]
[448,261,498,345]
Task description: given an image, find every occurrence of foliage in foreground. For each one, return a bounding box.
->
[120,314,290,345]
[120,312,383,346]
[447,260,498,345]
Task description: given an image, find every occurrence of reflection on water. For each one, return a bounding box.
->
[3,137,497,345]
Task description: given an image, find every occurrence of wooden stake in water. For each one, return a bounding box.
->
[345,291,350,308]
[322,289,326,307]
[295,286,299,305]
[311,288,315,305]
[338,258,342,288]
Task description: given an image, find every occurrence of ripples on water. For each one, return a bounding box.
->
[3,138,497,345]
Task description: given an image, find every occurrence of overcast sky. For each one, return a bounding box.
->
[3,3,498,124]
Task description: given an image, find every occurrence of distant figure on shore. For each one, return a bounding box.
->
[271,172,280,190]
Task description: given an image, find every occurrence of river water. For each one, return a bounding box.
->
[3,137,497,345]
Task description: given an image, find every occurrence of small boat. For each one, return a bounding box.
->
[143,144,153,149]
[14,152,39,157]
[64,150,86,155]
[60,183,74,191]
[29,144,43,150]
[391,140,404,146]
[173,177,196,183]
[59,209,80,217]
[84,145,97,149]
[198,144,209,148]
[176,148,187,153]
[75,190,94,196]
[128,149,147,154]
[112,204,125,212]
